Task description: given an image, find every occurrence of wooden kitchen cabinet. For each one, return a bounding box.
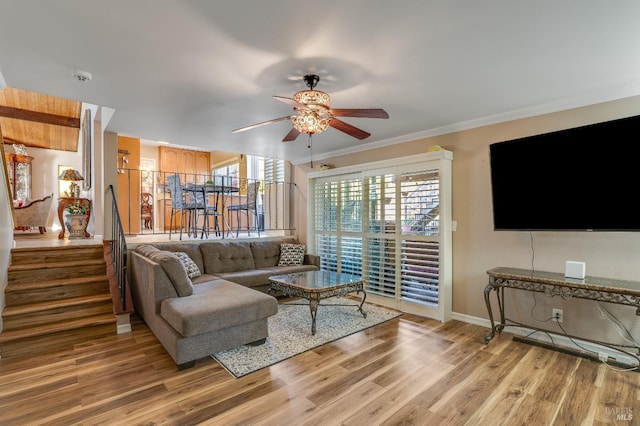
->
[159,146,182,174]
[195,151,210,182]
[159,146,210,230]
[159,146,210,183]
[182,150,195,180]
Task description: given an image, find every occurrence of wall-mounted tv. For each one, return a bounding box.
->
[489,114,640,232]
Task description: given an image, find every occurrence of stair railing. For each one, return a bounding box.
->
[107,184,128,311]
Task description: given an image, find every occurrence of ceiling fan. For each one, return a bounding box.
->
[232,74,389,142]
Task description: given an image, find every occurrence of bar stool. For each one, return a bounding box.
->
[226,181,260,238]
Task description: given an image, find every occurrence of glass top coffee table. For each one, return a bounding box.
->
[268,270,367,335]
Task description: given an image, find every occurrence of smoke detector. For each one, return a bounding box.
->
[72,69,92,82]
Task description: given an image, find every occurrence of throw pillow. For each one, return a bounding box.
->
[278,243,306,266]
[148,250,194,297]
[174,252,201,279]
[135,244,160,258]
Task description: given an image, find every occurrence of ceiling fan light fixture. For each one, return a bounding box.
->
[232,73,388,141]
[291,111,331,135]
[293,89,330,108]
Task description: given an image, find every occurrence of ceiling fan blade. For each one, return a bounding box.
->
[282,127,301,142]
[329,119,371,140]
[274,96,309,111]
[329,108,389,119]
[232,116,291,133]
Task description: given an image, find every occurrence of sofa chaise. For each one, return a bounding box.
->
[130,237,319,369]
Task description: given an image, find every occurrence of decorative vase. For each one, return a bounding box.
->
[65,214,88,239]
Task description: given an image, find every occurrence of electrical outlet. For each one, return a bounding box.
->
[552,308,563,323]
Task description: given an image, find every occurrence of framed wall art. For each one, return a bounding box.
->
[82,109,92,191]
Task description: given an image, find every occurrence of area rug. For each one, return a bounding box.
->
[211,299,401,378]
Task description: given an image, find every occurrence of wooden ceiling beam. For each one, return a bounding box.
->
[0,106,80,128]
[1,136,25,145]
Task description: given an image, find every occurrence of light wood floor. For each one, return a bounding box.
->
[1,313,638,425]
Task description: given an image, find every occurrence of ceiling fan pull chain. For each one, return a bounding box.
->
[308,134,313,168]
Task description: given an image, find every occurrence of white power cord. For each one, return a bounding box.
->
[596,302,639,347]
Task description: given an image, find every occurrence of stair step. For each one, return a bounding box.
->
[2,294,113,317]
[10,244,104,264]
[3,301,114,331]
[8,258,105,272]
[6,278,110,306]
[5,274,109,293]
[0,313,117,343]
[8,260,107,285]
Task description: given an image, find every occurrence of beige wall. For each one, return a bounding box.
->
[117,136,141,234]
[0,142,12,332]
[103,132,118,240]
[140,144,159,167]
[293,95,640,344]
[292,165,309,244]
[211,151,241,168]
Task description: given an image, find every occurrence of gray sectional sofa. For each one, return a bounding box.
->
[129,237,319,369]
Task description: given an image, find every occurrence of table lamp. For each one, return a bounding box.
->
[59,169,84,198]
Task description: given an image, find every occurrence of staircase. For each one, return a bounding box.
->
[1,244,117,359]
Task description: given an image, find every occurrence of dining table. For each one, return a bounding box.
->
[182,182,240,239]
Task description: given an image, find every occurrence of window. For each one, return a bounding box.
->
[245,155,286,183]
[213,163,239,188]
[213,156,292,231]
[309,151,452,321]
[259,156,290,230]
[263,157,285,183]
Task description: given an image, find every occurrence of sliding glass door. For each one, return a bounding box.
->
[309,152,452,321]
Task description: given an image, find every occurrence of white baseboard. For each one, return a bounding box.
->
[117,323,132,334]
[116,313,131,335]
[451,312,638,368]
[452,311,492,328]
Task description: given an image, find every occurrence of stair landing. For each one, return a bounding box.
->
[12,228,103,249]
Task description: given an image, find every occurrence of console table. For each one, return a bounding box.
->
[483,267,640,364]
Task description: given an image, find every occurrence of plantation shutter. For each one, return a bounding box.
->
[309,151,452,321]
[264,157,285,183]
[398,170,441,306]
[264,158,289,230]
[314,180,338,271]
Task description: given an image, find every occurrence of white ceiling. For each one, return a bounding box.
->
[1,1,640,164]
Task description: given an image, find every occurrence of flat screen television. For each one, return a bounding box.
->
[489,114,640,232]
